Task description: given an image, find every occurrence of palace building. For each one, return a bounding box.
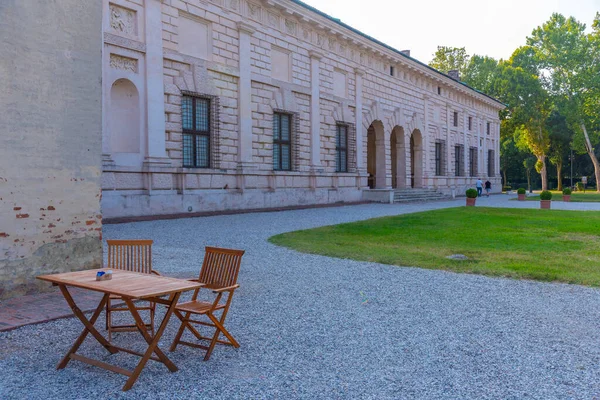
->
[101,0,504,218]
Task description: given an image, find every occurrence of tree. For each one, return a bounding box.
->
[546,111,573,190]
[429,46,470,77]
[523,156,537,193]
[527,13,600,191]
[497,61,551,190]
[462,55,500,95]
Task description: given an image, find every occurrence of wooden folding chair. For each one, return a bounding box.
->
[105,239,159,341]
[169,246,245,361]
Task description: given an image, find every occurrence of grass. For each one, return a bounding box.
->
[270,207,600,286]
[514,190,600,202]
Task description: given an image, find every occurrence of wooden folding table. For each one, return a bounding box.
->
[37,269,203,391]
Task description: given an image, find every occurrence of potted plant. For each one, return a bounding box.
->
[562,187,572,202]
[517,187,526,201]
[465,188,478,206]
[540,190,552,209]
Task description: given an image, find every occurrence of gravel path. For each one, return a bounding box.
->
[2,196,600,399]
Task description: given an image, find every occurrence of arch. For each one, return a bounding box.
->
[410,129,424,188]
[109,78,140,155]
[366,120,386,189]
[390,126,406,189]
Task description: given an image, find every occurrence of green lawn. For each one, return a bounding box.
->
[270,207,600,286]
[515,191,600,202]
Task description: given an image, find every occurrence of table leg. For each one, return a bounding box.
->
[122,292,181,391]
[57,286,118,370]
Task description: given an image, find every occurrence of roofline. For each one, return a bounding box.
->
[289,0,506,108]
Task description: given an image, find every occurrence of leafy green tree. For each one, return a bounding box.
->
[546,111,573,190]
[496,61,551,190]
[527,13,600,191]
[462,55,500,95]
[429,46,470,77]
[523,156,537,192]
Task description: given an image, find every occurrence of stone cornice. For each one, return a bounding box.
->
[237,21,256,34]
[104,32,146,53]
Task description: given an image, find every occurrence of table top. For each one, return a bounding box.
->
[37,269,203,299]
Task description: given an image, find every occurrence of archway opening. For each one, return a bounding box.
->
[366,120,385,189]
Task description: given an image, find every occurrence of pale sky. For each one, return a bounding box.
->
[301,0,600,63]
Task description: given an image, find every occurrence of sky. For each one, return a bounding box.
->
[301,0,600,63]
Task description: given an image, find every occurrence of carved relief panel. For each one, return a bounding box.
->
[109,3,138,38]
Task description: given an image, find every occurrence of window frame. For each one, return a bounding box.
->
[453,111,458,127]
[454,145,464,177]
[182,95,211,168]
[469,147,478,177]
[468,116,472,131]
[487,122,491,135]
[273,112,293,171]
[435,141,442,176]
[335,123,349,173]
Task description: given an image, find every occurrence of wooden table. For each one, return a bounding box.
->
[37,269,203,391]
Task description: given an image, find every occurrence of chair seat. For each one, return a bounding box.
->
[175,300,226,315]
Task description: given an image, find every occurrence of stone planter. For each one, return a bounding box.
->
[466,197,476,207]
[563,195,571,202]
[540,200,551,209]
[518,193,526,201]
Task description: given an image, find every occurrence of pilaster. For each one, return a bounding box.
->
[144,0,170,167]
[237,22,256,172]
[309,50,323,170]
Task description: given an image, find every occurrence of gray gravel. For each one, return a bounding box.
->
[2,197,600,399]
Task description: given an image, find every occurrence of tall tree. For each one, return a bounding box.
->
[462,55,500,95]
[546,111,573,190]
[523,156,537,193]
[497,61,551,190]
[527,13,600,191]
[429,46,470,77]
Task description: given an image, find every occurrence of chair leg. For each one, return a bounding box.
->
[106,298,112,342]
[169,311,190,352]
[204,320,221,361]
[150,302,155,338]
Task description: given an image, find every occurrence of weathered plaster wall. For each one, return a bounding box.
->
[0,1,103,299]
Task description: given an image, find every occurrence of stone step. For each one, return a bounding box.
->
[393,196,451,203]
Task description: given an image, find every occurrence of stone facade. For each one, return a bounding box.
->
[0,1,103,299]
[101,0,504,218]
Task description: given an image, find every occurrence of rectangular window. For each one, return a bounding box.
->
[390,66,395,76]
[437,86,441,95]
[488,149,495,176]
[487,122,491,135]
[336,124,348,172]
[455,145,464,177]
[468,116,472,131]
[273,112,292,171]
[435,141,443,176]
[453,112,458,127]
[182,95,211,168]
[469,147,478,177]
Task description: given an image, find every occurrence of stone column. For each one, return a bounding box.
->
[309,51,323,170]
[144,0,169,167]
[445,104,451,178]
[496,123,501,178]
[237,22,256,169]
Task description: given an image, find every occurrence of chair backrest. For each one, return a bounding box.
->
[199,247,245,289]
[106,239,153,274]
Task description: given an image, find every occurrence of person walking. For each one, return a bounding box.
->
[484,180,491,197]
[476,178,483,197]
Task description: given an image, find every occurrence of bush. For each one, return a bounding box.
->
[517,188,526,195]
[466,188,478,198]
[576,182,584,191]
[562,187,572,195]
[540,190,553,200]
[503,186,512,192]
